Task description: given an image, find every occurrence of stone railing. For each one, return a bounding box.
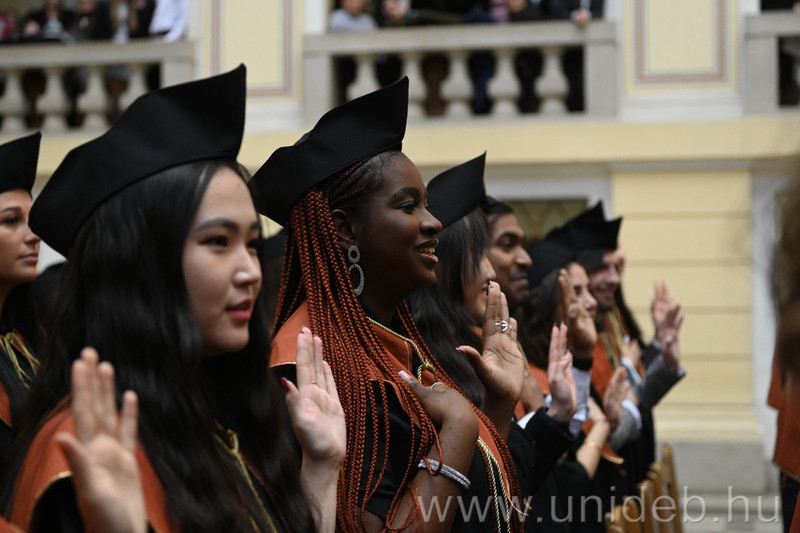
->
[745,12,800,113]
[0,40,192,134]
[303,20,617,124]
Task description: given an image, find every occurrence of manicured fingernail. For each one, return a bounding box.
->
[281,377,290,392]
[456,347,466,354]
[399,370,411,382]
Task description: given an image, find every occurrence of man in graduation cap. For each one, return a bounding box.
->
[570,202,685,490]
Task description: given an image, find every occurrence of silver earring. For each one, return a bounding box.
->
[348,244,364,296]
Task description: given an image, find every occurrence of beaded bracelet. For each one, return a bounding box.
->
[418,458,471,491]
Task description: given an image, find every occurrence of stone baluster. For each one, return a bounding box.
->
[0,69,27,133]
[39,67,67,132]
[346,53,379,101]
[441,50,472,118]
[78,65,108,130]
[487,48,519,118]
[535,46,568,115]
[401,52,425,120]
[119,63,148,110]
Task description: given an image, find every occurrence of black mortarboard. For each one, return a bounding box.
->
[569,201,605,226]
[568,201,621,252]
[0,132,41,195]
[253,77,409,225]
[527,224,576,288]
[30,65,246,257]
[426,153,486,228]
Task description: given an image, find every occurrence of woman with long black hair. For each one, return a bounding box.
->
[0,132,43,476]
[4,65,345,533]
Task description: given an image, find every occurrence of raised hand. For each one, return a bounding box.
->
[284,327,346,468]
[558,269,596,358]
[651,281,677,341]
[547,323,577,422]
[458,282,524,439]
[285,327,346,533]
[56,348,146,533]
[658,304,684,372]
[460,282,524,407]
[602,367,630,430]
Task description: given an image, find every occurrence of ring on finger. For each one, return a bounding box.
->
[495,319,511,333]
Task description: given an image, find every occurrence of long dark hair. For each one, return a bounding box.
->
[0,281,39,429]
[6,159,314,533]
[406,208,489,406]
[517,267,561,370]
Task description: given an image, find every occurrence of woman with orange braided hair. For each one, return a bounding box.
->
[254,78,525,532]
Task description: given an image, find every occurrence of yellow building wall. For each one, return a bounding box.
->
[614,169,758,441]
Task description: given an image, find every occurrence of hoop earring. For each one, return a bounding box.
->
[348,244,365,296]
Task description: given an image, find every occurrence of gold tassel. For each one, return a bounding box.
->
[0,330,38,389]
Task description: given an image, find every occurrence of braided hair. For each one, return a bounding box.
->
[274,151,522,531]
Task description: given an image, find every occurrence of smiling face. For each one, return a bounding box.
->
[182,167,263,357]
[568,262,598,321]
[350,153,442,313]
[463,253,496,324]
[588,250,620,311]
[487,212,532,308]
[0,189,39,296]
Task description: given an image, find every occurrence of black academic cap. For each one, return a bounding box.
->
[254,77,409,225]
[570,201,606,226]
[569,216,621,252]
[0,132,41,195]
[527,224,576,288]
[568,202,621,252]
[427,153,486,228]
[30,65,247,257]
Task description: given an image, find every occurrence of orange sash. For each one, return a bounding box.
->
[10,405,177,533]
[769,353,800,479]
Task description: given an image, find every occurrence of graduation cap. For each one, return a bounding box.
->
[426,153,486,228]
[30,65,247,257]
[0,132,41,195]
[253,77,409,225]
[568,201,621,252]
[527,224,576,288]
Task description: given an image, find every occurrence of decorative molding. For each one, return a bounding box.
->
[210,0,293,97]
[634,0,728,84]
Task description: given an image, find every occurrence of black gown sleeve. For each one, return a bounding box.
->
[28,479,84,533]
[522,407,575,492]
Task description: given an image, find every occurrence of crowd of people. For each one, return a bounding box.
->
[0,61,792,533]
[0,0,188,128]
[327,0,603,114]
[0,0,186,45]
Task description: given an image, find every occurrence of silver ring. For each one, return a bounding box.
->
[495,320,510,333]
[430,381,444,390]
